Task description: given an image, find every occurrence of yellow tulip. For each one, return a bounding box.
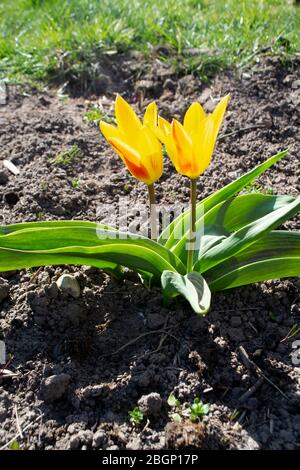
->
[156,95,229,179]
[100,95,163,185]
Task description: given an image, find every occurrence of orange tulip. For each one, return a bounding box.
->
[156,95,229,179]
[100,95,163,185]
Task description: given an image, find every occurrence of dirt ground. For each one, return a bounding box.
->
[0,54,300,450]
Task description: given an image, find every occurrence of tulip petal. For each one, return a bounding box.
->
[211,95,229,141]
[100,121,120,141]
[138,127,163,182]
[115,95,142,142]
[143,102,158,127]
[183,102,206,137]
[108,137,141,166]
[192,116,215,176]
[172,119,194,164]
[158,116,171,137]
[124,158,151,183]
[152,116,171,143]
[108,136,151,183]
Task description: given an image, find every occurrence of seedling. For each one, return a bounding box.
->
[129,407,144,426]
[71,179,81,189]
[50,145,81,166]
[229,409,240,422]
[10,440,21,450]
[83,106,105,126]
[167,393,182,423]
[188,398,210,422]
[280,324,300,343]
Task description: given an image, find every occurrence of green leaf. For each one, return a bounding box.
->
[159,150,288,248]
[0,219,114,235]
[161,270,211,315]
[10,440,21,450]
[0,224,185,280]
[172,193,295,264]
[195,197,300,273]
[168,393,180,408]
[170,413,182,423]
[206,230,300,290]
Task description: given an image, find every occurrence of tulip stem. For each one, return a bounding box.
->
[187,178,197,272]
[147,184,158,241]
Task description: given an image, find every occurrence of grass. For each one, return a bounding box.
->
[0,0,299,85]
[50,145,81,165]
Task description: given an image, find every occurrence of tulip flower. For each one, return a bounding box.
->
[156,95,229,179]
[154,95,229,271]
[100,95,163,239]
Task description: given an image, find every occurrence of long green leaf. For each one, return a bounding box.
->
[0,220,113,235]
[0,223,186,277]
[210,258,300,291]
[172,193,294,263]
[0,247,118,272]
[159,150,288,248]
[194,197,300,272]
[206,230,300,290]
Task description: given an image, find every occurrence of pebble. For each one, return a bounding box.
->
[138,392,162,416]
[56,274,81,298]
[291,80,300,89]
[40,373,71,402]
[0,277,9,303]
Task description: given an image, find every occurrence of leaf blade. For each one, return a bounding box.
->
[160,150,288,248]
[205,231,300,290]
[161,270,211,315]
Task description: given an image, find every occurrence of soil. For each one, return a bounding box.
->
[0,53,300,450]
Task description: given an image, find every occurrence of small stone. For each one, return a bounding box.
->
[0,171,9,185]
[126,437,141,450]
[56,274,80,298]
[138,392,162,416]
[291,80,300,89]
[92,430,106,448]
[40,373,71,402]
[135,79,156,91]
[0,278,9,303]
[253,348,263,358]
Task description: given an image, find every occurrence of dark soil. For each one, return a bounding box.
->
[0,54,300,450]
